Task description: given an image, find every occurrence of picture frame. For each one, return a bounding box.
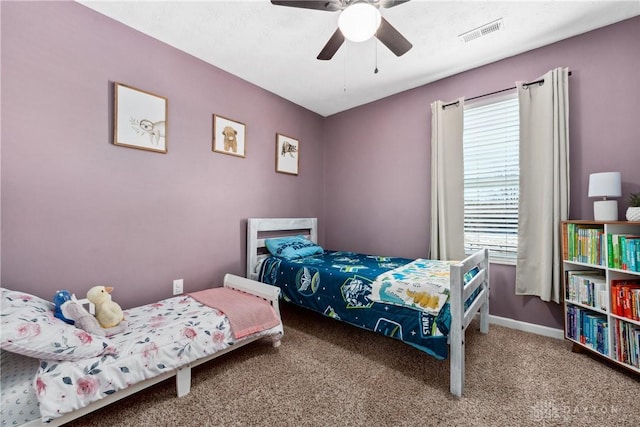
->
[212,114,246,158]
[275,133,299,175]
[114,82,168,154]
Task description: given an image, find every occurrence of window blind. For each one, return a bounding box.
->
[463,95,519,261]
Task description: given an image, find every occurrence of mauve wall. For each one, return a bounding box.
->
[2,2,638,329]
[324,16,640,329]
[1,2,325,308]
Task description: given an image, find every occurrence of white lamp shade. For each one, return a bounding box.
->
[338,3,382,42]
[588,172,621,198]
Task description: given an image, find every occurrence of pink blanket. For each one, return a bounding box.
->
[188,287,280,339]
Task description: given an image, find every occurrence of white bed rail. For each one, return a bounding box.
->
[224,273,281,318]
[449,248,490,397]
[247,217,318,280]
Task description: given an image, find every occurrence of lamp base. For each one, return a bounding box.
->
[594,200,618,221]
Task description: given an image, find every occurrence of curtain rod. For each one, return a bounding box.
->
[442,71,572,109]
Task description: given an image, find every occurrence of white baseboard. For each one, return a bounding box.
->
[487,314,564,339]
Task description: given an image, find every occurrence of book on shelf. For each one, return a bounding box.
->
[610,280,640,320]
[566,304,608,356]
[626,236,640,271]
[565,270,607,311]
[613,319,640,368]
[607,233,640,271]
[566,223,606,265]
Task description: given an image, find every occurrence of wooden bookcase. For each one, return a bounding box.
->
[561,220,640,373]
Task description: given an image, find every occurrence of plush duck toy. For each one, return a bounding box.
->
[87,286,124,328]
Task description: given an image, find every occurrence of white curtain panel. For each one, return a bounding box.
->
[430,99,465,260]
[515,67,570,303]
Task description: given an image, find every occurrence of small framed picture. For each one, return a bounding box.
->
[114,83,167,154]
[212,114,246,158]
[275,133,299,175]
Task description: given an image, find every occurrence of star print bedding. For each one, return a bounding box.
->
[29,294,281,423]
[259,251,476,360]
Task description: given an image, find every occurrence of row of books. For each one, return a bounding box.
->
[564,224,604,265]
[566,305,609,356]
[564,224,640,271]
[565,271,607,311]
[613,319,640,368]
[607,233,640,272]
[611,280,640,320]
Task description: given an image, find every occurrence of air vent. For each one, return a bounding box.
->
[459,18,504,43]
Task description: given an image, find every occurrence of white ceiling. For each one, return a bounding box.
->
[79,0,639,117]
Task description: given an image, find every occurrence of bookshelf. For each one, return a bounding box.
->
[562,220,640,373]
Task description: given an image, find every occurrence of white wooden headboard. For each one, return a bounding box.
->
[246,218,318,280]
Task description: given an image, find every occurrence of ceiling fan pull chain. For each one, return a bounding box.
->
[374,37,379,74]
[343,42,348,92]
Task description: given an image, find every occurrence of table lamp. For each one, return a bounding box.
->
[588,172,621,221]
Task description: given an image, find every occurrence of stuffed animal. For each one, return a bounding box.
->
[87,286,124,328]
[53,290,75,325]
[61,297,127,337]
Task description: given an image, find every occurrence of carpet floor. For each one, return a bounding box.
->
[68,303,639,427]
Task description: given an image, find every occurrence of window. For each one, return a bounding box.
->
[463,94,519,263]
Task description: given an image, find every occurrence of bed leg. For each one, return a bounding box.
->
[272,339,281,348]
[449,261,465,397]
[176,366,191,397]
[480,249,490,335]
[480,300,489,334]
[450,331,464,398]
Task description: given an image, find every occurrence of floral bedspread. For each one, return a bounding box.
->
[35,295,282,422]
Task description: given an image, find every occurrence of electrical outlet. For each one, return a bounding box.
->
[173,279,184,295]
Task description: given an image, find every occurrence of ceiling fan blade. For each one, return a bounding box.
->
[317,29,345,60]
[379,0,411,8]
[376,17,412,56]
[271,1,342,12]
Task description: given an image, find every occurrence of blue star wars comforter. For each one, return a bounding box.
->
[259,250,466,360]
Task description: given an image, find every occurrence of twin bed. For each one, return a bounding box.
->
[247,217,490,397]
[2,217,490,425]
[1,274,283,426]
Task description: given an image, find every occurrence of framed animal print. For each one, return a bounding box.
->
[275,133,299,175]
[212,114,246,158]
[114,82,168,154]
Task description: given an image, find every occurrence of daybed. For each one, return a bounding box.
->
[1,274,283,426]
[246,217,489,397]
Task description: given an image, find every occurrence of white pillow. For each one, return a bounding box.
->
[1,288,112,361]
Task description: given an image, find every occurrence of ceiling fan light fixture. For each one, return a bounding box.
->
[338,2,382,42]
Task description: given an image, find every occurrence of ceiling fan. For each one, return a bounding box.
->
[271,0,413,60]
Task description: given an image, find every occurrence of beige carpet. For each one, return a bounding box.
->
[68,303,639,427]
